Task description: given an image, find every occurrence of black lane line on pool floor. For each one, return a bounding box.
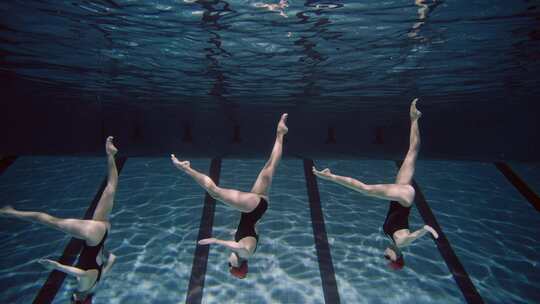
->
[303,159,341,304]
[186,158,222,304]
[394,161,483,304]
[33,156,128,304]
[0,156,17,175]
[494,162,540,212]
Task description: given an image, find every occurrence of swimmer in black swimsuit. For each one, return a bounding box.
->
[172,113,288,279]
[313,99,439,270]
[1,136,119,299]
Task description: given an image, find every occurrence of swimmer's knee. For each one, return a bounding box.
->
[207,184,221,199]
[362,183,374,193]
[402,185,415,206]
[207,182,217,192]
[85,222,107,243]
[209,192,220,200]
[40,212,58,224]
[104,184,116,196]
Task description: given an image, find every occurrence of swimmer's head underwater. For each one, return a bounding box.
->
[228,252,248,279]
[384,246,405,270]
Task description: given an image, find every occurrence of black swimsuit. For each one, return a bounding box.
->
[71,230,107,304]
[76,230,108,286]
[383,201,411,242]
[234,197,268,251]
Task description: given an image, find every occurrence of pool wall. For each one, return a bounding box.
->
[1,78,539,161]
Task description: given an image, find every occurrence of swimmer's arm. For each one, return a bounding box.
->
[38,259,87,277]
[198,238,250,256]
[397,225,439,247]
[101,252,117,277]
[216,240,251,256]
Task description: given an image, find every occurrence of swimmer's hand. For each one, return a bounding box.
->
[108,252,117,263]
[424,225,439,239]
[312,167,333,180]
[38,258,58,270]
[198,238,218,245]
[102,252,117,277]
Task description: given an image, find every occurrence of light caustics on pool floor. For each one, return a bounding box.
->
[0,156,539,304]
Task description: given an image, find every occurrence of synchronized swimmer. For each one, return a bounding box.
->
[0,100,440,303]
[1,137,119,303]
[171,113,288,278]
[313,99,439,269]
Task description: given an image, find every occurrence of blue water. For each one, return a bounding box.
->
[510,163,540,196]
[1,156,539,303]
[1,0,540,160]
[414,161,540,303]
[1,0,539,99]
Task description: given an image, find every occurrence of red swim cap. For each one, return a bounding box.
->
[388,256,405,271]
[229,260,248,279]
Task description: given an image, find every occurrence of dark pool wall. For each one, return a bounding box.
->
[1,77,538,161]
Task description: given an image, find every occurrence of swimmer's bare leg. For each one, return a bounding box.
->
[250,113,288,199]
[395,98,421,185]
[0,206,107,245]
[313,99,420,206]
[312,168,415,206]
[93,136,118,222]
[171,155,260,213]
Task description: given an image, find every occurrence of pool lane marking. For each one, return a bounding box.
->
[494,162,540,212]
[186,158,222,304]
[0,156,17,175]
[33,156,128,304]
[303,159,341,304]
[394,161,483,304]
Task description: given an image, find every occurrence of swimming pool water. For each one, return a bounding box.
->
[2,0,539,99]
[509,163,540,196]
[414,161,540,304]
[1,157,539,303]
